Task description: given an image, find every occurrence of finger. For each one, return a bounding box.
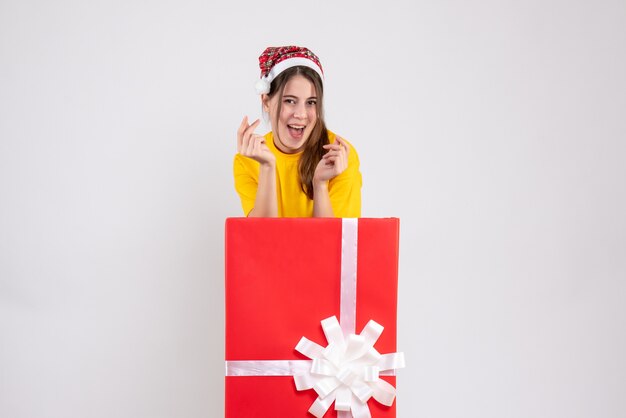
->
[238,116,249,134]
[327,147,346,170]
[323,145,342,155]
[325,138,349,151]
[325,148,343,156]
[336,144,348,167]
[254,135,269,156]
[324,155,338,164]
[260,142,271,154]
[242,127,261,153]
[243,134,262,156]
[237,116,249,149]
[251,135,264,154]
[240,134,252,155]
[244,118,261,138]
[239,131,252,154]
[339,147,348,168]
[336,136,350,156]
[338,143,348,162]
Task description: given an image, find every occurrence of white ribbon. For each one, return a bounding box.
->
[294,316,405,418]
[225,218,405,417]
[340,218,359,336]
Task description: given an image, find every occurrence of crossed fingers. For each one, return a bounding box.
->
[237,116,262,153]
[236,116,275,165]
[321,136,349,174]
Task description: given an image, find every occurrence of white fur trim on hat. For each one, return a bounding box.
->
[255,57,324,95]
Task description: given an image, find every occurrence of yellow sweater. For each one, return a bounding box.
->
[233,130,361,217]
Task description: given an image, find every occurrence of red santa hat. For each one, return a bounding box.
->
[254,46,324,95]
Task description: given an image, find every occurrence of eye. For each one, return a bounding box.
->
[284,98,296,105]
[307,100,317,106]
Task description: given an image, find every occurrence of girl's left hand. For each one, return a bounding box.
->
[313,136,350,183]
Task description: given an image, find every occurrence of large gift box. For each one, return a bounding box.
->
[225,218,404,417]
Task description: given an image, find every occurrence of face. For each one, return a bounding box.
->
[263,74,318,154]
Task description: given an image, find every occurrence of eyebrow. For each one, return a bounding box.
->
[283,95,318,100]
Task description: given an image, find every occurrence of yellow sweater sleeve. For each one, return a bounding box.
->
[233,154,259,216]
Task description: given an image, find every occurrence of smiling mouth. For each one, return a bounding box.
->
[287,124,305,139]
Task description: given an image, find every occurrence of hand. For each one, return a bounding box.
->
[313,136,350,184]
[237,116,275,166]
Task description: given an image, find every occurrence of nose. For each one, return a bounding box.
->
[293,102,307,119]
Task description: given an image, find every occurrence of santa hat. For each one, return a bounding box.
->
[255,46,324,95]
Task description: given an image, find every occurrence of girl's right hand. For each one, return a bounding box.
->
[237,116,276,166]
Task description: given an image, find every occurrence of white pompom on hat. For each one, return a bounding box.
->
[255,46,324,95]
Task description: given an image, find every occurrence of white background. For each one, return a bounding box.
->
[1,0,625,417]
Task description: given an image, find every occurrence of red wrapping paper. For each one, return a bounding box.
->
[225,218,400,417]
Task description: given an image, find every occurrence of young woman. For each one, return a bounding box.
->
[234,46,362,218]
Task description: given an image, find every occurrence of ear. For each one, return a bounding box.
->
[261,94,271,113]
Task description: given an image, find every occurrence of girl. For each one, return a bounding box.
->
[234,46,361,217]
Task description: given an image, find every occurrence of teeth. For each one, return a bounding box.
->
[288,125,305,130]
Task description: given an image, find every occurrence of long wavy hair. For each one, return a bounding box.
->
[265,66,329,200]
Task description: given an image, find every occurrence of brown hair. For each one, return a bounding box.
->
[266,66,329,200]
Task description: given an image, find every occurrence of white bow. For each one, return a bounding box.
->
[294,316,406,418]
